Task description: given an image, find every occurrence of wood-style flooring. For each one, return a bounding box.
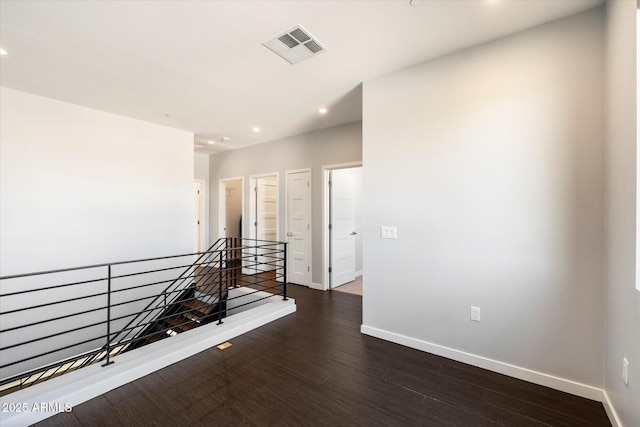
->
[37,285,611,427]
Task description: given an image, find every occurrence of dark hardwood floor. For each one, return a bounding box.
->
[37,285,610,426]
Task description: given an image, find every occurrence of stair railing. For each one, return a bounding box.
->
[0,238,287,396]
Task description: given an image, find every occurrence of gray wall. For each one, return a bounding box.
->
[209,122,362,285]
[362,8,605,389]
[604,1,640,426]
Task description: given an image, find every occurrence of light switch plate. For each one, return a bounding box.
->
[380,226,397,239]
[470,306,481,322]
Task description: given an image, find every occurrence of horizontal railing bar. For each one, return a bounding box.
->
[0,248,232,281]
[0,256,223,298]
[0,334,106,370]
[0,291,107,316]
[109,263,197,281]
[0,347,105,388]
[0,277,108,298]
[1,319,109,351]
[0,306,106,333]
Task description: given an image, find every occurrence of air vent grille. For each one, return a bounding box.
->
[263,25,326,65]
[278,34,299,49]
[304,40,323,54]
[289,28,311,43]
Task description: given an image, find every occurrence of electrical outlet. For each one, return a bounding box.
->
[470,306,481,322]
[623,357,629,386]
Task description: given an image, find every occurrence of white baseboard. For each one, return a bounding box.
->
[355,270,363,277]
[1,298,296,427]
[601,390,622,427]
[309,282,325,291]
[360,325,604,402]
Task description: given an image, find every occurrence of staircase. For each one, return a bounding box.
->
[131,265,228,348]
[0,237,287,396]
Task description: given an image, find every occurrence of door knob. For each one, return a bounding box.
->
[350,231,357,235]
[287,232,294,237]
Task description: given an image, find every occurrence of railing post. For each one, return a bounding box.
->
[102,265,114,367]
[283,242,288,301]
[217,249,224,325]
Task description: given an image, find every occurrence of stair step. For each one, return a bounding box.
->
[180,299,215,318]
[162,315,197,332]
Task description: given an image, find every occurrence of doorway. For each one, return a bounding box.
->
[219,177,244,239]
[323,163,363,292]
[193,180,206,253]
[249,173,279,274]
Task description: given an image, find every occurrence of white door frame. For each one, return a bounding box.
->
[285,168,312,287]
[248,172,280,242]
[194,179,207,253]
[322,162,362,291]
[218,176,245,239]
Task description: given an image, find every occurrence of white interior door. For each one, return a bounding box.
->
[255,176,278,272]
[286,170,311,286]
[330,170,356,287]
[193,181,202,253]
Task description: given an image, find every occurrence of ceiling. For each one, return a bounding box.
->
[0,0,603,154]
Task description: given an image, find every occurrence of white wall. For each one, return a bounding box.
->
[604,1,640,425]
[209,122,362,285]
[362,8,605,393]
[0,87,194,274]
[0,87,194,377]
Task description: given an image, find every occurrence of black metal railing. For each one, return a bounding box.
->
[0,237,287,395]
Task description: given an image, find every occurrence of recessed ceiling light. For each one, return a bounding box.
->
[319,107,328,114]
[208,140,215,145]
[409,0,424,7]
[253,127,261,132]
[0,48,7,56]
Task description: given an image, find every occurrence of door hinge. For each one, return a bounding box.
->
[328,224,332,230]
[308,266,310,272]
[254,222,258,227]
[307,181,310,187]
[328,180,332,187]
[197,221,200,225]
[308,224,310,230]
[328,267,332,273]
[254,187,258,193]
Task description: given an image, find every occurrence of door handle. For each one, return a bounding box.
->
[287,232,294,237]
[350,231,357,236]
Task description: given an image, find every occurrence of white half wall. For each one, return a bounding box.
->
[604,1,640,426]
[209,122,362,285]
[362,8,605,391]
[0,87,194,274]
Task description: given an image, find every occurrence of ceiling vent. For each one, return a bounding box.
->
[263,25,326,65]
